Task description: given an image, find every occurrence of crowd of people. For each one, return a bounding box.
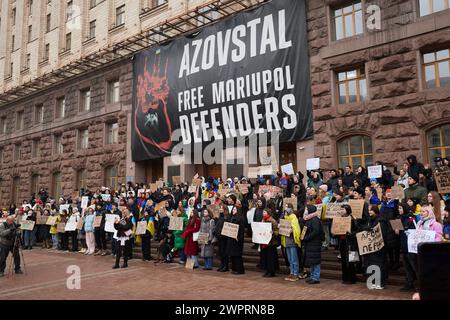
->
[1,154,449,293]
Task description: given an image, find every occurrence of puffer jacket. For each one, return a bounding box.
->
[302,213,322,266]
[84,214,95,233]
[0,222,20,247]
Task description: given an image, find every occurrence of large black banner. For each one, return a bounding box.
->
[132,0,312,161]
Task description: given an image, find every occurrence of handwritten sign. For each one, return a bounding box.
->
[93,216,103,228]
[65,220,78,232]
[389,219,404,231]
[197,232,209,245]
[36,214,48,225]
[306,158,320,170]
[169,216,184,231]
[368,165,383,179]
[156,180,164,189]
[300,226,308,240]
[221,222,239,239]
[46,216,58,226]
[136,221,148,235]
[207,204,220,219]
[325,203,347,219]
[188,185,197,193]
[81,196,89,209]
[57,223,66,233]
[278,219,292,237]
[154,201,167,213]
[237,184,249,195]
[137,189,145,197]
[348,199,364,219]
[101,194,111,202]
[258,185,281,196]
[407,229,436,254]
[435,170,450,194]
[20,220,35,231]
[172,176,181,185]
[60,204,70,213]
[105,214,120,233]
[76,218,84,230]
[390,185,404,200]
[251,222,272,244]
[356,223,384,256]
[331,216,351,235]
[281,163,295,175]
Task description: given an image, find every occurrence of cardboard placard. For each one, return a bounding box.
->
[300,226,308,240]
[81,196,89,209]
[325,203,347,219]
[251,222,272,244]
[36,214,49,225]
[237,184,249,195]
[46,216,58,226]
[185,257,195,270]
[221,222,239,239]
[331,216,351,235]
[192,178,202,187]
[281,163,295,175]
[76,218,84,230]
[258,185,281,196]
[197,232,209,245]
[368,165,383,179]
[20,220,35,231]
[348,199,365,219]
[407,229,436,254]
[283,196,297,210]
[188,185,197,193]
[57,223,66,233]
[306,158,320,170]
[172,176,182,185]
[149,183,158,192]
[105,214,120,233]
[156,180,164,189]
[278,219,292,237]
[435,170,450,194]
[246,208,255,224]
[93,215,103,228]
[169,216,184,231]
[356,223,384,256]
[136,220,148,235]
[314,204,324,216]
[207,204,220,219]
[390,185,404,200]
[389,219,404,231]
[158,207,168,218]
[154,201,166,212]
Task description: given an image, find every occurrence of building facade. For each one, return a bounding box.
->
[0,0,449,206]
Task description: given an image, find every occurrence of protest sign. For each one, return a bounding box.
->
[158,207,168,218]
[283,196,297,210]
[192,178,202,187]
[278,219,292,237]
[20,220,35,231]
[331,216,351,235]
[434,170,450,194]
[348,199,365,219]
[154,201,167,212]
[65,220,78,232]
[325,203,347,219]
[251,222,272,244]
[390,219,404,231]
[149,183,158,192]
[57,223,66,233]
[368,165,383,179]
[188,185,197,193]
[207,204,220,219]
[221,222,239,239]
[36,214,48,225]
[390,185,404,200]
[105,214,120,233]
[356,223,384,256]
[237,184,249,195]
[76,218,84,230]
[101,194,111,202]
[81,196,89,209]
[93,216,103,228]
[60,204,70,213]
[258,185,281,196]
[246,208,256,224]
[136,221,148,235]
[172,176,181,185]
[306,158,320,170]
[185,257,194,270]
[300,226,308,240]
[281,163,295,175]
[137,189,145,197]
[169,216,184,231]
[197,232,209,245]
[46,216,58,226]
[407,229,436,254]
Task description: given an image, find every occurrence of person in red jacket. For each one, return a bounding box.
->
[181,209,201,268]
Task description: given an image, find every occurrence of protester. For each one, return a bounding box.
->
[302,205,322,284]
[84,208,96,255]
[199,208,215,270]
[214,205,230,272]
[0,216,23,277]
[417,206,443,241]
[281,203,301,281]
[226,206,246,275]
[181,209,201,269]
[113,209,133,269]
[337,204,358,285]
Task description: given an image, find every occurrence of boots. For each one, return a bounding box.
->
[121,259,128,268]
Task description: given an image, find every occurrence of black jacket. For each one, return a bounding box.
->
[342,172,355,188]
[303,216,322,266]
[114,218,133,238]
[226,213,246,257]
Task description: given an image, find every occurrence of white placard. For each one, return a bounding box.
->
[281,163,295,175]
[368,165,383,179]
[193,231,200,242]
[135,221,147,235]
[101,194,111,202]
[407,229,436,254]
[81,196,89,209]
[251,222,272,245]
[306,158,320,170]
[104,214,120,233]
[65,221,78,232]
[137,189,145,197]
[60,204,70,213]
[246,208,256,224]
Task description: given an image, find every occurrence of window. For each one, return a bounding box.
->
[107,79,120,104]
[28,25,32,42]
[55,97,65,119]
[336,67,367,104]
[25,53,31,69]
[31,174,39,195]
[52,172,62,199]
[11,8,16,26]
[77,169,87,190]
[90,0,96,8]
[427,124,450,164]
[89,20,96,39]
[78,128,89,150]
[16,111,24,131]
[12,177,20,205]
[332,1,363,40]
[105,165,118,190]
[419,0,449,16]
[0,116,6,134]
[29,0,33,16]
[65,32,72,51]
[423,48,450,89]
[32,139,40,158]
[116,5,125,26]
[53,134,63,154]
[338,136,373,168]
[11,35,14,51]
[44,44,50,61]
[66,1,73,20]
[14,144,21,161]
[35,104,44,124]
[9,62,13,77]
[106,122,119,144]
[46,13,51,32]
[150,0,167,8]
[80,88,91,111]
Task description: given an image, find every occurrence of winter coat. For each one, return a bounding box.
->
[114,217,133,238]
[342,172,355,188]
[84,214,95,233]
[302,214,322,266]
[49,215,62,235]
[200,217,215,258]
[359,215,387,267]
[253,208,264,223]
[379,200,399,248]
[262,217,280,247]
[281,213,301,248]
[94,209,106,230]
[399,213,416,253]
[404,183,428,205]
[181,217,201,256]
[327,176,340,193]
[407,155,425,177]
[397,173,409,188]
[226,213,246,257]
[173,213,188,249]
[0,222,20,247]
[418,218,443,242]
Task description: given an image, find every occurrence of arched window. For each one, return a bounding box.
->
[52,172,62,199]
[76,169,87,190]
[105,165,118,191]
[426,123,450,163]
[337,135,373,168]
[12,177,20,205]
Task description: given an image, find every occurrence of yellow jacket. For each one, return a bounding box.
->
[49,215,61,235]
[281,213,301,248]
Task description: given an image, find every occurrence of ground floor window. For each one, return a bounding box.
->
[337,135,373,168]
[427,123,450,164]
